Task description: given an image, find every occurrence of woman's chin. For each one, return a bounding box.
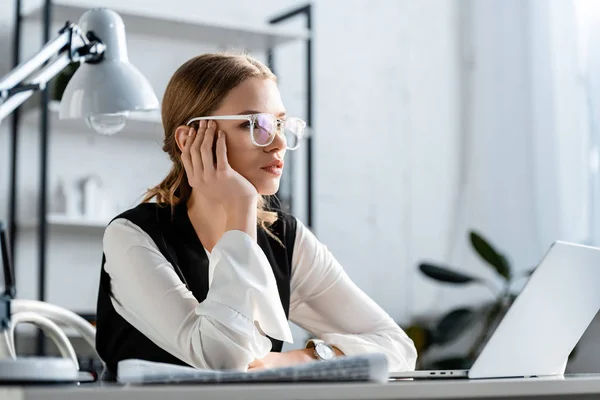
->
[254,179,280,196]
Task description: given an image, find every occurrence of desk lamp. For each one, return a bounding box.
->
[0,7,159,128]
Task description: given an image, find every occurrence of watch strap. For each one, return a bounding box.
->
[305,339,325,349]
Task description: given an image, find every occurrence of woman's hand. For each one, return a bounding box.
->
[247,349,316,371]
[181,120,258,239]
[181,120,258,213]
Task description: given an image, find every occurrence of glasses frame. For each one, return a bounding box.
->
[186,114,306,150]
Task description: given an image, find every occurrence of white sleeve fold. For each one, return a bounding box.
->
[102,219,292,371]
[201,230,293,343]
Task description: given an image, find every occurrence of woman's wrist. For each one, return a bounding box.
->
[225,198,258,240]
[298,348,318,362]
[224,195,257,211]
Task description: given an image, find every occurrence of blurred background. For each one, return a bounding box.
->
[1,0,600,376]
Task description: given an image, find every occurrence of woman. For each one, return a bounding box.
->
[96,53,417,377]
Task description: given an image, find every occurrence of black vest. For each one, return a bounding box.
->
[95,201,296,378]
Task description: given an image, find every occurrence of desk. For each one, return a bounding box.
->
[2,375,600,400]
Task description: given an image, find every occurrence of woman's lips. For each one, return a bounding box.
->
[261,159,284,176]
[261,165,283,176]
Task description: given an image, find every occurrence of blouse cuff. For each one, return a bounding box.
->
[194,298,273,358]
[204,230,294,344]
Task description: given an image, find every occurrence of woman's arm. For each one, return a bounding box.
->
[102,218,293,371]
[288,218,418,372]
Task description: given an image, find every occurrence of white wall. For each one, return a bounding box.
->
[314,0,461,325]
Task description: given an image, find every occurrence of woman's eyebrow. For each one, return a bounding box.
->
[236,110,287,117]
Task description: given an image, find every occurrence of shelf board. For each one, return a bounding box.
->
[21,0,309,51]
[21,213,109,230]
[47,213,108,229]
[22,101,164,140]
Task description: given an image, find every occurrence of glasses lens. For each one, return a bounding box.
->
[253,114,276,145]
[284,117,307,150]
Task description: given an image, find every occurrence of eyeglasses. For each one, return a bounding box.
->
[186,113,307,150]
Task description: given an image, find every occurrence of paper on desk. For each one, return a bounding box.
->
[117,353,389,384]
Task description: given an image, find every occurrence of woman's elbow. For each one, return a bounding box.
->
[401,336,418,371]
[386,328,418,372]
[195,337,253,371]
[180,319,272,371]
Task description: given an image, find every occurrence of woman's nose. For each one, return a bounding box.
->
[266,124,287,151]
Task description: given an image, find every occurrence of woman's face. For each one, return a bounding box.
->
[199,78,288,196]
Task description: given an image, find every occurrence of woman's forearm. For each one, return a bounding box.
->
[225,199,258,240]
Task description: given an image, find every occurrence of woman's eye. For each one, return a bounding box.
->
[240,122,251,129]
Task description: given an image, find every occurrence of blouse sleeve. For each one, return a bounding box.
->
[102,218,293,371]
[288,218,417,372]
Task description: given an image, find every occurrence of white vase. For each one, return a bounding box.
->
[79,175,103,220]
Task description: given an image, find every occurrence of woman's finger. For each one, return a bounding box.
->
[190,120,206,176]
[215,130,228,171]
[180,126,196,180]
[201,120,217,174]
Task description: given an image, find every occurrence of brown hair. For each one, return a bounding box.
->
[142,52,279,232]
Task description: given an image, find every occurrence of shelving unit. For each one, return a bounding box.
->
[22,101,163,140]
[9,0,314,357]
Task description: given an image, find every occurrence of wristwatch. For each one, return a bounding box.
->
[306,339,336,361]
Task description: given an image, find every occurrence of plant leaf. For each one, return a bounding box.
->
[427,356,474,370]
[433,308,477,345]
[419,263,479,284]
[499,254,511,279]
[404,324,434,354]
[469,231,511,280]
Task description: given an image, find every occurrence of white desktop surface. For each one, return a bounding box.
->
[1,375,600,400]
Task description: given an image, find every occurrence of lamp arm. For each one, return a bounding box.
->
[0,22,106,121]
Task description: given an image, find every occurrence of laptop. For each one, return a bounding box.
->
[391,240,600,380]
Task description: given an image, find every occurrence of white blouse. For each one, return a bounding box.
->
[102,216,417,372]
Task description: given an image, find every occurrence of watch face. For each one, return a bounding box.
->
[316,343,335,360]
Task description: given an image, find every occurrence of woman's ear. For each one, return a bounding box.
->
[174,125,191,152]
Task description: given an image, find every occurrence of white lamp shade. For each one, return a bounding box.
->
[59,8,159,119]
[59,61,158,118]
